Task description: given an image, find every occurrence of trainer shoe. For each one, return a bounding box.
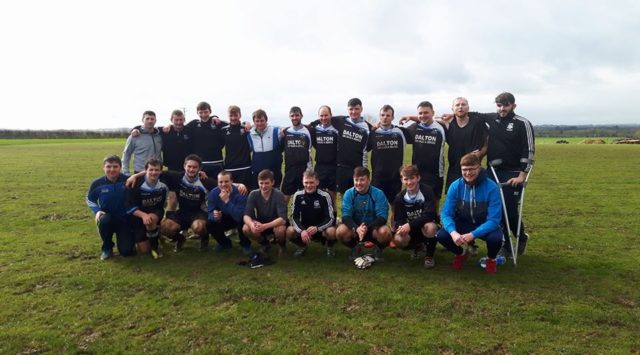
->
[100,249,113,260]
[174,235,186,252]
[349,244,362,260]
[248,253,265,269]
[293,246,307,257]
[411,244,426,260]
[214,243,232,252]
[485,257,497,274]
[424,256,435,269]
[326,247,336,257]
[150,248,162,259]
[467,241,479,256]
[517,233,529,256]
[452,252,468,270]
[373,246,384,262]
[363,241,376,248]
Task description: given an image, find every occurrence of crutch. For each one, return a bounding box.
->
[488,159,534,265]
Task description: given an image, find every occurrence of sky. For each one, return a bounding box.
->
[1,0,639,129]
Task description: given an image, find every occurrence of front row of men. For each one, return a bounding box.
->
[87,152,504,273]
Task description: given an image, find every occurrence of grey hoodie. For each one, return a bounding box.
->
[122,127,162,175]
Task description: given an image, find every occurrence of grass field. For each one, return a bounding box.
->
[0,138,639,353]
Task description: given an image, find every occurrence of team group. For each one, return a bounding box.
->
[86,92,535,272]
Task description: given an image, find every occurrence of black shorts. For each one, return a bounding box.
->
[166,210,208,230]
[281,165,307,195]
[420,171,444,199]
[227,167,255,190]
[336,165,356,194]
[315,164,337,191]
[131,210,164,242]
[371,176,400,204]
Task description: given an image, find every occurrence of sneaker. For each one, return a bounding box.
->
[424,256,435,269]
[100,249,113,260]
[373,246,384,262]
[349,244,362,260]
[240,246,253,256]
[467,241,479,256]
[326,247,336,257]
[517,233,529,256]
[248,253,265,269]
[293,246,307,257]
[363,241,376,248]
[174,235,186,252]
[411,244,426,260]
[485,257,497,274]
[452,252,468,270]
[151,249,162,259]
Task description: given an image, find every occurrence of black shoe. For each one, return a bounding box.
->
[517,233,529,256]
[175,235,186,252]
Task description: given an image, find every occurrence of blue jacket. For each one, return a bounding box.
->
[207,185,247,223]
[342,185,388,229]
[86,174,129,218]
[442,169,502,238]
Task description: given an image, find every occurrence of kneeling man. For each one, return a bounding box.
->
[286,170,336,257]
[392,165,438,268]
[436,153,504,273]
[336,167,391,260]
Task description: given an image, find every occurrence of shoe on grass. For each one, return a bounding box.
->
[349,244,362,261]
[517,233,529,256]
[151,248,162,259]
[424,256,435,269]
[485,257,497,274]
[452,252,468,270]
[293,246,307,257]
[100,249,113,260]
[326,247,336,257]
[214,243,232,252]
[174,235,186,252]
[373,246,384,262]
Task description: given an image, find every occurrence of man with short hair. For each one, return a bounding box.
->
[310,105,339,205]
[242,169,288,256]
[286,170,336,257]
[402,101,446,207]
[281,106,313,202]
[392,165,438,268]
[247,110,283,188]
[122,111,162,175]
[186,102,228,177]
[471,92,535,256]
[208,170,252,254]
[125,158,169,259]
[336,167,391,260]
[86,155,134,260]
[436,153,504,273]
[221,105,253,188]
[368,104,411,203]
[160,109,192,172]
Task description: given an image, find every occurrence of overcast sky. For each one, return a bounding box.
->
[1,0,638,129]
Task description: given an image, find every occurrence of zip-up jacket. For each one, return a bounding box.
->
[186,118,228,164]
[472,112,535,173]
[222,124,252,170]
[122,127,162,175]
[442,169,502,238]
[86,174,129,217]
[342,185,388,229]
[290,189,335,233]
[248,126,282,174]
[207,185,247,223]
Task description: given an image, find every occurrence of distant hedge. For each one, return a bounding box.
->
[0,129,129,139]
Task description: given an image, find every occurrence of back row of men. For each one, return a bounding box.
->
[121,92,534,255]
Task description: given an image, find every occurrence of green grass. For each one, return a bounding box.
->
[0,138,639,353]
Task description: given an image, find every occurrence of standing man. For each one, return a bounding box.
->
[402,101,446,207]
[310,98,371,195]
[122,111,162,175]
[335,167,391,260]
[392,165,439,268]
[436,154,504,273]
[222,105,254,188]
[286,170,337,257]
[208,170,252,255]
[125,158,169,259]
[242,169,288,256]
[187,102,228,177]
[281,106,313,202]
[310,105,339,206]
[472,92,535,256]
[247,109,283,188]
[368,104,411,204]
[160,109,192,172]
[86,155,134,260]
